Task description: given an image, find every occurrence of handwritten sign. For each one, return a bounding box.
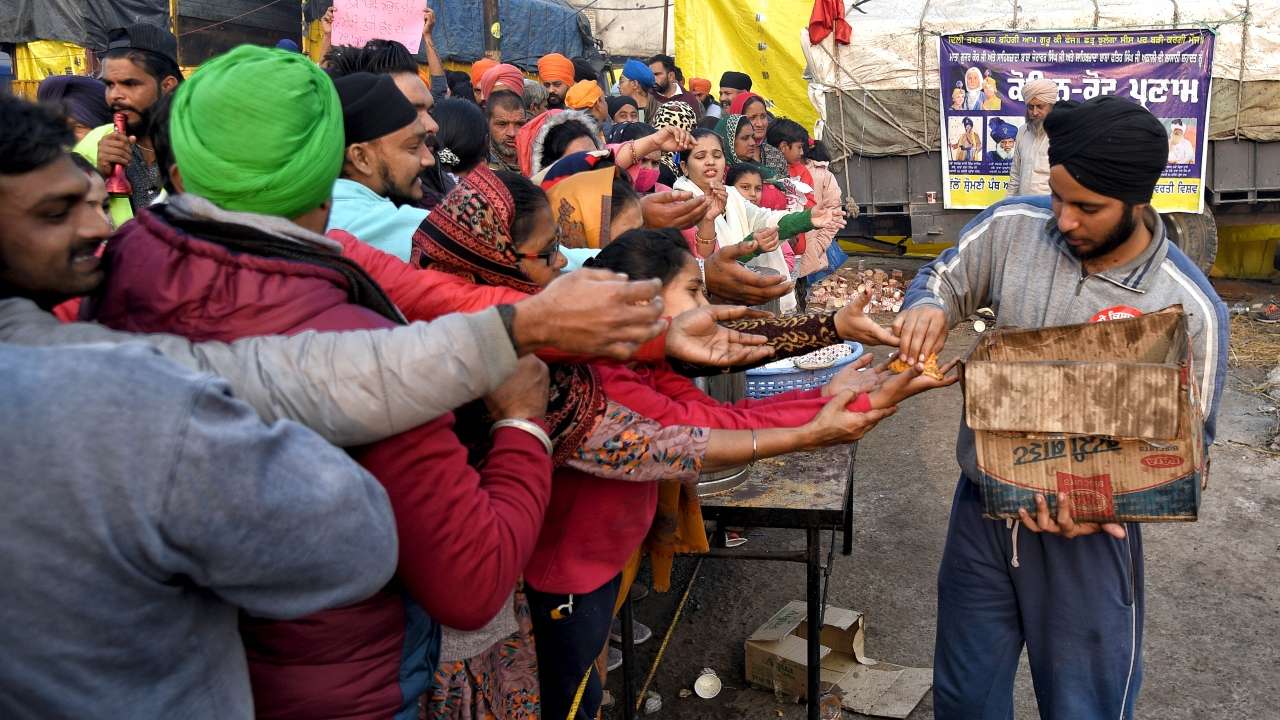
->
[332,0,424,53]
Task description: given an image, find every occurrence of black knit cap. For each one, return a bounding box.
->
[106,23,178,66]
[334,72,418,146]
[719,71,752,91]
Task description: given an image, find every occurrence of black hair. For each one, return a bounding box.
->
[606,121,656,144]
[148,93,178,194]
[674,66,685,84]
[646,54,676,73]
[766,117,830,162]
[697,116,719,130]
[0,95,74,175]
[583,228,692,285]
[432,98,489,174]
[486,89,525,117]
[103,48,182,86]
[495,170,550,246]
[540,118,598,169]
[725,163,764,187]
[573,57,598,83]
[325,39,417,78]
[610,169,641,220]
[680,127,720,165]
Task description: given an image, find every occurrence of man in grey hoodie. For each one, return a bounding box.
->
[896,96,1228,720]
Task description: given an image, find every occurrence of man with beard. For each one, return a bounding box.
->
[538,53,575,109]
[647,53,704,119]
[487,90,526,173]
[985,118,1017,163]
[326,42,440,261]
[895,95,1227,720]
[327,73,433,262]
[1008,78,1057,195]
[718,70,752,111]
[1167,119,1195,164]
[74,23,182,225]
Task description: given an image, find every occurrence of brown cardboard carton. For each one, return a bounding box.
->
[744,601,930,719]
[962,307,1206,523]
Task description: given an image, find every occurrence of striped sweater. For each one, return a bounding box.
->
[902,195,1228,482]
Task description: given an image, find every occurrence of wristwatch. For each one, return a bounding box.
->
[496,304,518,348]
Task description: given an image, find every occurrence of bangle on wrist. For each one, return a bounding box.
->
[750,428,759,465]
[491,418,553,456]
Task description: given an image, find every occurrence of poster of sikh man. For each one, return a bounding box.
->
[1167,118,1196,164]
[949,116,982,161]
[986,117,1020,162]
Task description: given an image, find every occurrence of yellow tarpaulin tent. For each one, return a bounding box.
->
[10,40,90,99]
[674,0,817,130]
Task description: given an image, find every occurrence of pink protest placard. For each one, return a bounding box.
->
[332,0,424,53]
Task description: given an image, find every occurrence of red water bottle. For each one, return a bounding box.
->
[104,112,132,196]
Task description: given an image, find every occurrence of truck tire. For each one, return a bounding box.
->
[1163,208,1218,274]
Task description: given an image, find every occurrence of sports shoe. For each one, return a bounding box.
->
[611,618,653,645]
[607,645,623,672]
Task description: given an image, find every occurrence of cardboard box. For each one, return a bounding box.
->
[962,307,1206,523]
[744,601,931,719]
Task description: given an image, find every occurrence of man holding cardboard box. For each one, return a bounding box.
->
[894,96,1228,719]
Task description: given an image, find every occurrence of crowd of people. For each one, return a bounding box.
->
[0,7,1228,720]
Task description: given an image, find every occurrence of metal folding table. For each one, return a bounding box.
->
[617,442,858,720]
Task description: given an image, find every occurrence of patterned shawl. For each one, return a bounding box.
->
[415,165,606,463]
[715,113,780,181]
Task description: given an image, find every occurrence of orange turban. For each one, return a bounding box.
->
[538,53,575,86]
[689,77,711,94]
[470,58,497,88]
[479,63,526,101]
[564,80,603,111]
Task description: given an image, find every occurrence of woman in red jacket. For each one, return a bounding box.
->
[411,165,923,719]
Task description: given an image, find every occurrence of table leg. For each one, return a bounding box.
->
[620,594,636,720]
[806,526,821,720]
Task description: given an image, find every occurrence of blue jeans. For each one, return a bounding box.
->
[527,575,621,720]
[934,477,1144,720]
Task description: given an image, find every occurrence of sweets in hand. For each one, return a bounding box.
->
[888,353,946,380]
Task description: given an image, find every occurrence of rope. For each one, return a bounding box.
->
[178,0,293,37]
[1233,0,1251,140]
[634,557,703,713]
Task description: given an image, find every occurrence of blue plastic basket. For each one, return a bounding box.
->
[744,342,864,399]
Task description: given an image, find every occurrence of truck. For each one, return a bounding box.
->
[800,0,1280,275]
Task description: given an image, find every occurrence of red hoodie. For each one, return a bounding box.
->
[89,209,552,720]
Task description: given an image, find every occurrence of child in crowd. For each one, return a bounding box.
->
[766,119,846,280]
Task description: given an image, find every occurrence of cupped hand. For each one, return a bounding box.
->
[642,191,710,230]
[835,292,900,346]
[704,242,794,305]
[666,305,774,367]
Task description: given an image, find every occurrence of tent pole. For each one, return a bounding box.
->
[662,0,670,56]
[484,0,501,61]
[170,0,179,61]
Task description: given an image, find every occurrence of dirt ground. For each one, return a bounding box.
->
[603,273,1280,720]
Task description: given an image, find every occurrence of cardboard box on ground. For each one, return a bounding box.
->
[961,306,1207,523]
[744,601,931,719]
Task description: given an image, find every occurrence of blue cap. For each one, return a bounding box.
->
[622,59,655,90]
[275,38,301,52]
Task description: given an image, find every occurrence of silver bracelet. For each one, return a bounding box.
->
[696,257,706,292]
[491,418,554,456]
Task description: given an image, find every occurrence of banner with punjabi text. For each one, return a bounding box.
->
[938,29,1214,213]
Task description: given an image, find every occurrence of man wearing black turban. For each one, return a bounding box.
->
[893,94,1228,720]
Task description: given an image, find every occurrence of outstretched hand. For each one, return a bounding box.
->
[514,269,666,359]
[642,191,711,230]
[821,354,884,397]
[836,292,900,346]
[666,305,774,367]
[704,241,794,305]
[869,358,959,408]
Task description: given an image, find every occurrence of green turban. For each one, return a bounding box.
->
[169,45,343,218]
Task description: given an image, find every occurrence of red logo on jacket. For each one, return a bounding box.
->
[1091,306,1144,323]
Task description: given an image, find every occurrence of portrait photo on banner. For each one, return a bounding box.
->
[985,116,1023,165]
[947,116,984,163]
